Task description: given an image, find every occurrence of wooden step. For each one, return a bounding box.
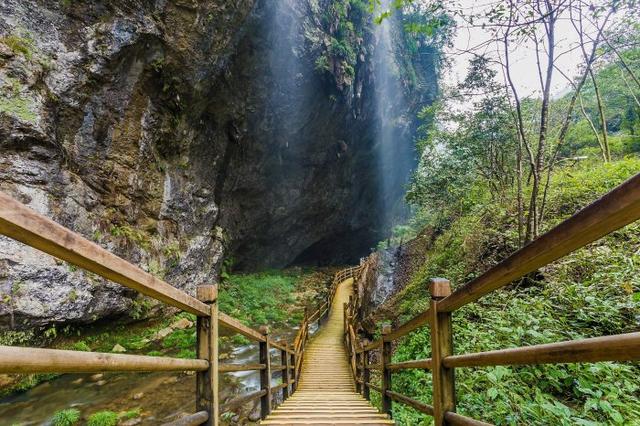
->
[262,278,394,425]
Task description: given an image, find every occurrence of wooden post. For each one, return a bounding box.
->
[196,284,219,426]
[381,324,392,416]
[355,351,362,393]
[430,278,454,425]
[362,345,370,400]
[290,350,296,393]
[259,325,272,419]
[282,342,291,400]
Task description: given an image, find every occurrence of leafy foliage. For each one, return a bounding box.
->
[383,159,640,424]
[51,408,81,426]
[87,411,118,426]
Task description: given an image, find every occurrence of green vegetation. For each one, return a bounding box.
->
[87,410,118,426]
[381,159,640,425]
[51,408,81,426]
[314,0,370,85]
[219,269,318,329]
[369,5,640,423]
[0,34,34,59]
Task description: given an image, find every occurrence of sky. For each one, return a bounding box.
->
[443,0,609,98]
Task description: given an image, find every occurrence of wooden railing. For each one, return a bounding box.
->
[344,173,640,425]
[0,192,350,425]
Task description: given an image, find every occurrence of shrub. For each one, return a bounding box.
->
[87,411,118,426]
[51,408,81,426]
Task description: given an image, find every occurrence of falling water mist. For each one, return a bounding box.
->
[373,7,414,234]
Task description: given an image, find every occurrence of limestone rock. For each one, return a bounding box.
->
[112,344,127,353]
[170,318,194,330]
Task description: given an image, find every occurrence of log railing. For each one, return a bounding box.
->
[344,173,640,425]
[0,192,353,425]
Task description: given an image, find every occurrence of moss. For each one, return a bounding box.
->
[0,34,34,60]
[0,95,37,123]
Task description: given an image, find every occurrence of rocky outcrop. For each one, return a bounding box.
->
[0,0,438,328]
[0,0,254,328]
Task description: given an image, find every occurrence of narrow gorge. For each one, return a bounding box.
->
[0,0,437,328]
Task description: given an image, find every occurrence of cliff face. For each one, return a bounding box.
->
[0,0,437,328]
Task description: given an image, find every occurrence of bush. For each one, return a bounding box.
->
[87,411,118,426]
[51,408,80,426]
[384,158,640,424]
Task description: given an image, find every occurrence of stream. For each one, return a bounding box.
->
[0,327,319,426]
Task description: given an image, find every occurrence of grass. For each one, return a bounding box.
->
[51,408,80,426]
[87,411,118,426]
[218,269,317,329]
[372,157,640,425]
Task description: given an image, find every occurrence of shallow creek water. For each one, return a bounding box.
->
[0,328,313,425]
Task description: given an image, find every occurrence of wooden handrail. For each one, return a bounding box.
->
[0,191,358,425]
[344,174,640,426]
[383,308,431,342]
[0,346,208,373]
[220,389,267,413]
[386,390,434,415]
[387,359,432,371]
[438,173,640,313]
[0,193,210,317]
[443,332,640,368]
[218,363,265,372]
[444,412,493,426]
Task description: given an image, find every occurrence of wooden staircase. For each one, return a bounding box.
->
[262,278,394,425]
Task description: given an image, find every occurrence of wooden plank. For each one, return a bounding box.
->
[220,389,267,413]
[0,192,209,317]
[161,411,209,426]
[443,332,640,368]
[438,173,640,312]
[0,346,208,373]
[386,390,434,415]
[218,312,265,342]
[444,411,494,426]
[383,309,431,342]
[219,363,265,372]
[387,359,432,371]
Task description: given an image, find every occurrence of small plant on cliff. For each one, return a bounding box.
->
[0,34,34,59]
[51,408,81,426]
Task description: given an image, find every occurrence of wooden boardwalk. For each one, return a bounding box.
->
[262,278,394,425]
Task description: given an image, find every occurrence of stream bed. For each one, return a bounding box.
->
[0,328,314,425]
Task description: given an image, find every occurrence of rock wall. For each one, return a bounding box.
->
[0,0,437,328]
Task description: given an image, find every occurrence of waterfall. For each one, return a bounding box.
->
[373,5,412,233]
[267,0,306,150]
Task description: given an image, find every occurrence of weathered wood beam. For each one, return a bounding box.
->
[439,173,640,312]
[0,192,209,316]
[0,346,208,373]
[444,332,640,368]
